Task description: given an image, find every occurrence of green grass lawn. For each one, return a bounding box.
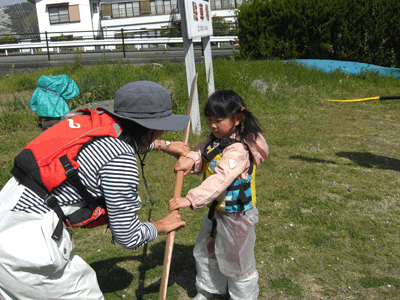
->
[1,58,400,299]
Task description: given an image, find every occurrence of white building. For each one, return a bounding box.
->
[28,0,242,47]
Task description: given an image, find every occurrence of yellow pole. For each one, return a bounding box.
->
[327,96,380,102]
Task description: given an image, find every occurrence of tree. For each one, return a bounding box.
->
[0,7,14,36]
[212,16,230,36]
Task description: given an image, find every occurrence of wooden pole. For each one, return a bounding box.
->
[159,74,198,300]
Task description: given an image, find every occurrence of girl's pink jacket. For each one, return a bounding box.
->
[185,132,269,209]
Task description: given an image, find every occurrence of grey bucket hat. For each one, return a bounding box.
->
[101,80,190,131]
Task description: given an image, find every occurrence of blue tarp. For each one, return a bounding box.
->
[30,74,80,118]
[291,59,400,78]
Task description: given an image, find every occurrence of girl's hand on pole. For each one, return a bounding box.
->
[174,157,195,175]
[166,142,190,158]
[169,197,191,212]
[152,212,186,234]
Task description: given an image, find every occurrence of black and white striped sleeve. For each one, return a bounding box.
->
[98,152,158,250]
[13,136,158,250]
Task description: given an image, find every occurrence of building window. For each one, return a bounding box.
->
[150,0,177,15]
[210,0,229,10]
[111,2,140,18]
[48,4,80,24]
[49,6,69,24]
[92,3,98,13]
[101,0,179,19]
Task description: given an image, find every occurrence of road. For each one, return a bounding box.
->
[0,47,237,76]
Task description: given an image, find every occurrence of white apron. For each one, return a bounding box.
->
[0,177,104,300]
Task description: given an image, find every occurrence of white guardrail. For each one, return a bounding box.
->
[0,36,237,55]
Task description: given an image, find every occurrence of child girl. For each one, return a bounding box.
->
[169,90,269,300]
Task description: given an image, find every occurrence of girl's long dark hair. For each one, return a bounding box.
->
[204,90,263,144]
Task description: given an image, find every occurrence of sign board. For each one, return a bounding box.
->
[184,0,213,39]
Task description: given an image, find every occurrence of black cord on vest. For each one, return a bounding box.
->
[133,132,155,206]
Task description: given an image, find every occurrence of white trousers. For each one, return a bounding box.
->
[0,177,104,300]
[193,207,259,300]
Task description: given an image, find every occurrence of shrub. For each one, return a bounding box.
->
[0,35,18,53]
[237,0,400,67]
[0,35,18,45]
[212,16,230,36]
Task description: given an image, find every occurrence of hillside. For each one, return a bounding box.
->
[4,2,39,34]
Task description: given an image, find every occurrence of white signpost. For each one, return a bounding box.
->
[184,0,213,38]
[178,0,216,134]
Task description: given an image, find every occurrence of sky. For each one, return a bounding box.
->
[1,0,28,8]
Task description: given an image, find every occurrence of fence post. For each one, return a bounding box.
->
[121,28,126,58]
[45,31,51,61]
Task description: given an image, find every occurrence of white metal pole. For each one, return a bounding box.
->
[177,0,201,134]
[202,36,215,97]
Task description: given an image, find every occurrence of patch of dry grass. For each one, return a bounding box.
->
[0,91,32,113]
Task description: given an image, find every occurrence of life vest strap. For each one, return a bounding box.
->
[239,185,247,211]
[223,195,252,207]
[207,200,219,220]
[207,200,219,238]
[202,137,240,163]
[226,181,251,191]
[59,155,98,211]
[44,194,67,241]
[12,165,46,200]
[12,161,66,241]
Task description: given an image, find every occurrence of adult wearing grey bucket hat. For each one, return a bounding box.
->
[0,80,189,300]
[103,80,190,131]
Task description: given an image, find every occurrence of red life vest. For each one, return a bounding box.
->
[12,108,122,237]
